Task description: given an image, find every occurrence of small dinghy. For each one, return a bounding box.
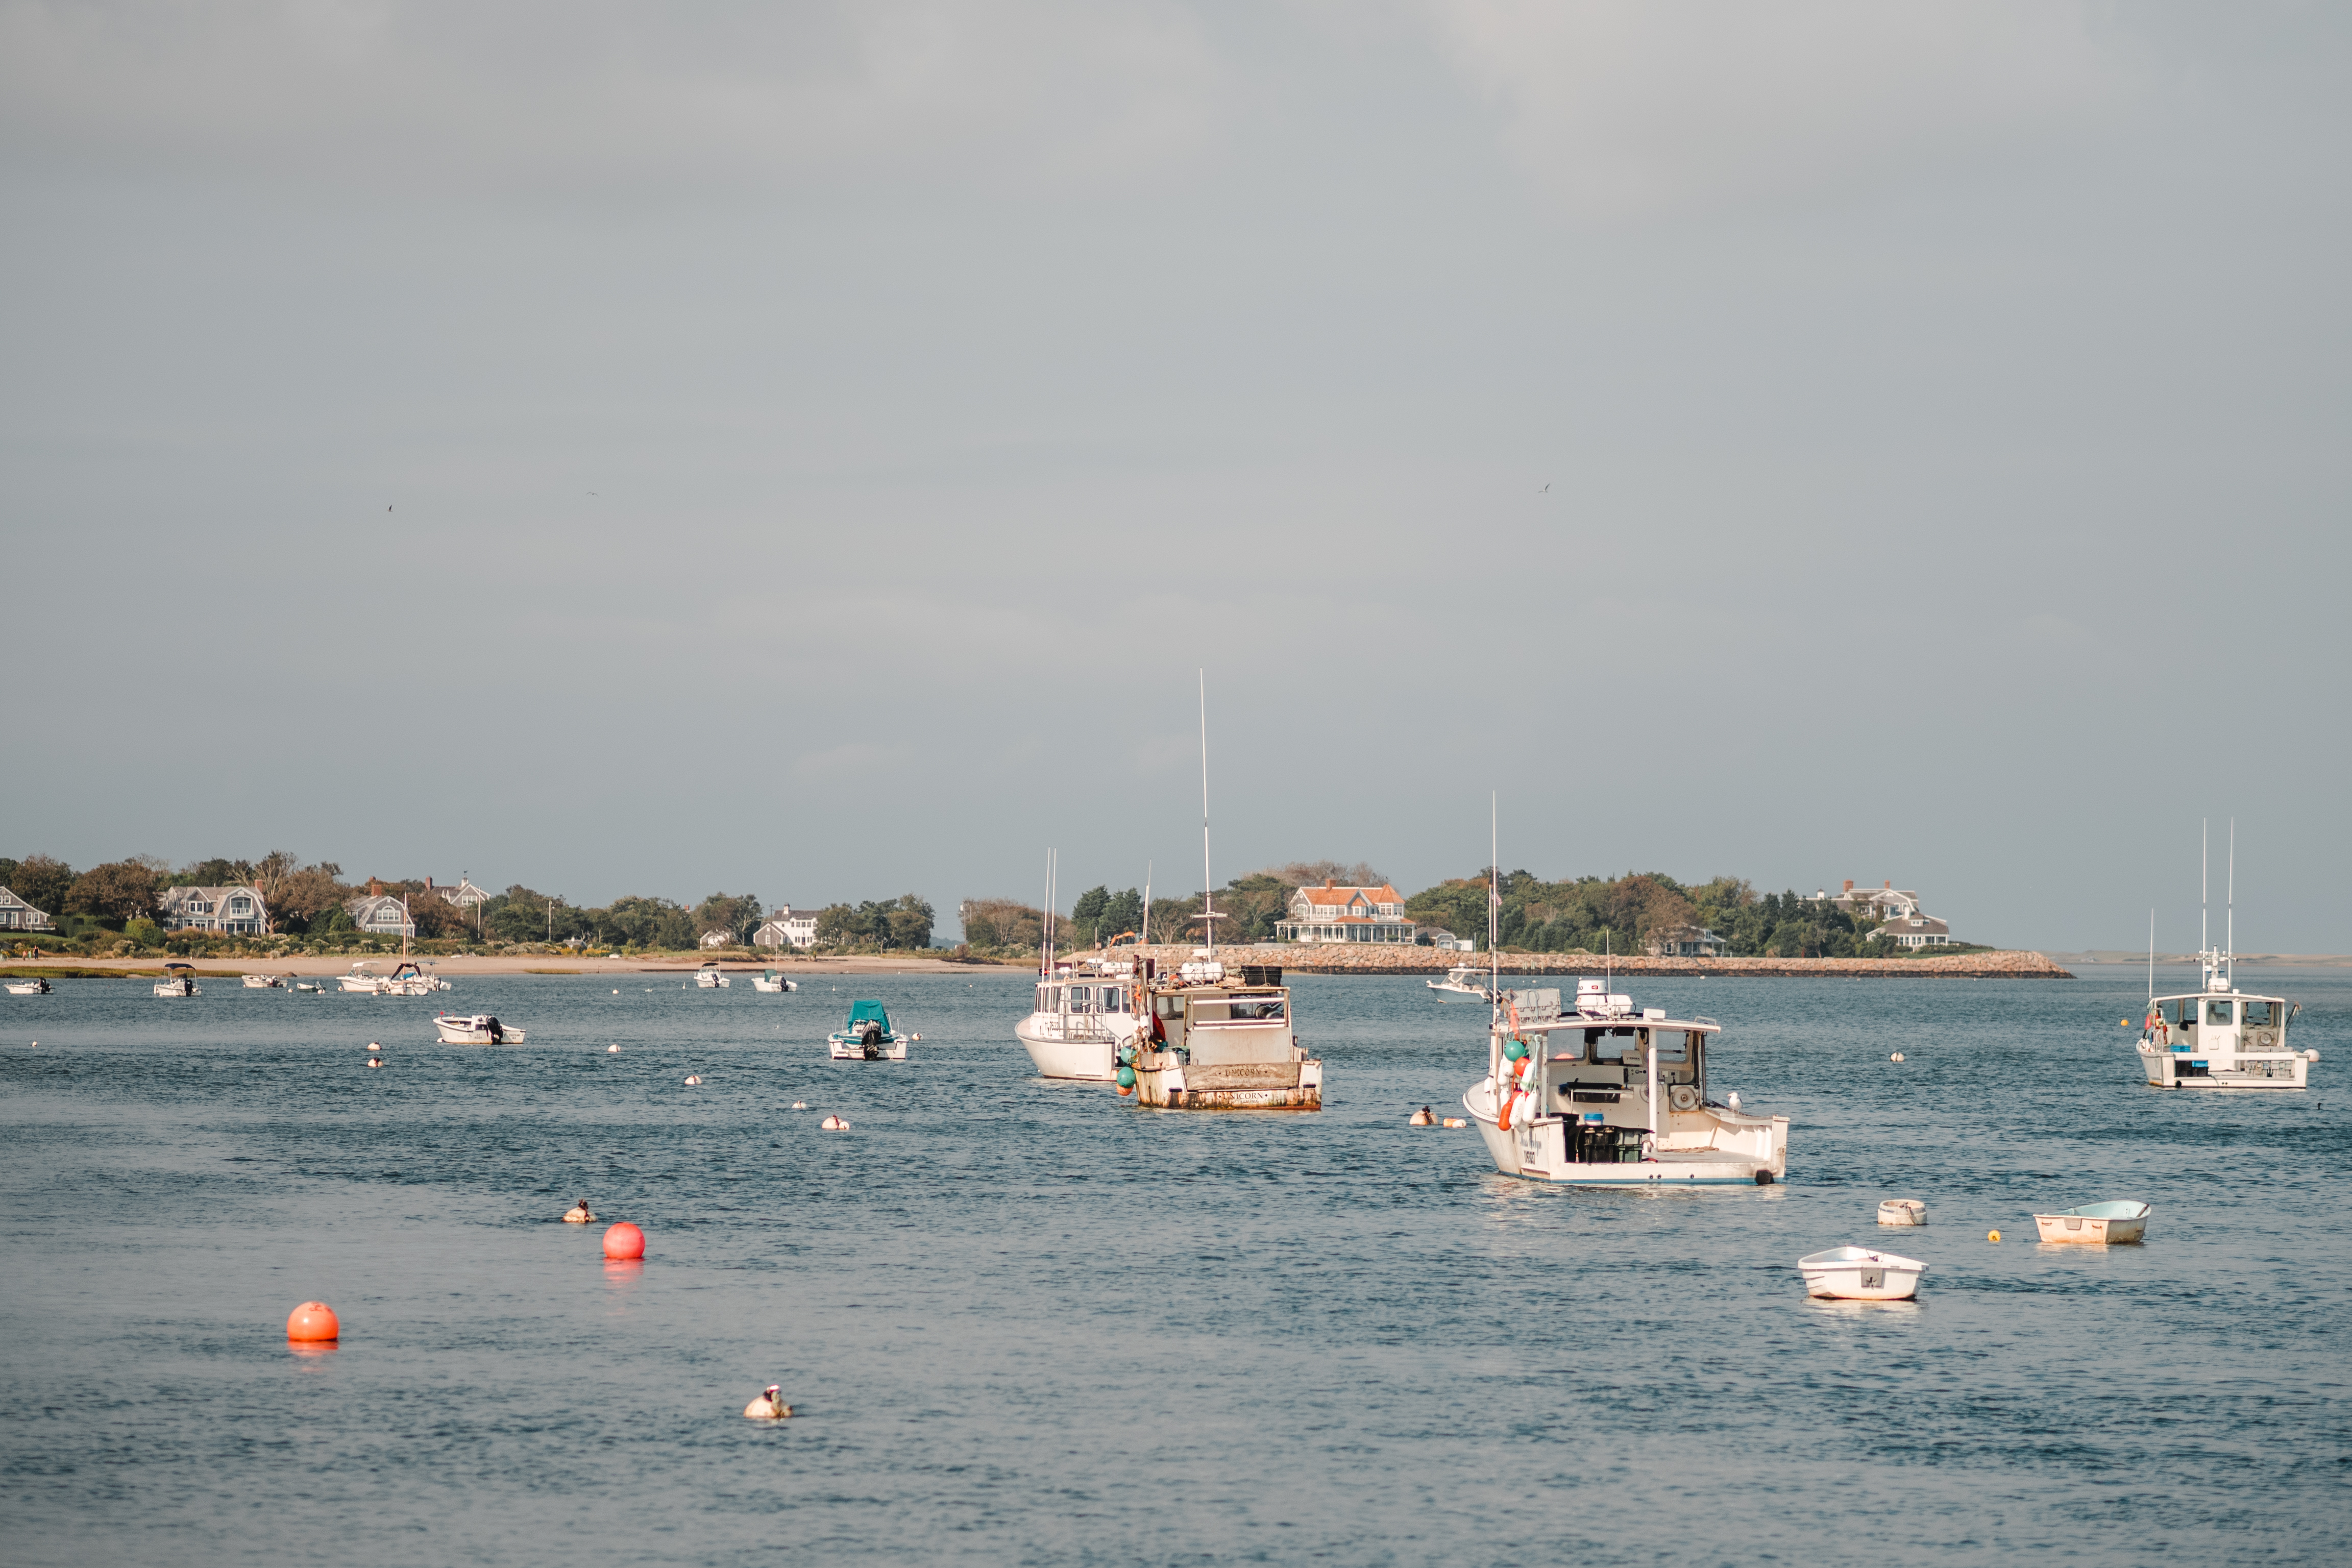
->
[2032,1200,2150,1245]
[154,963,201,998]
[434,1013,523,1044]
[1799,1246,1926,1301]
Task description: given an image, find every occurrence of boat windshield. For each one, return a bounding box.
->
[2206,998,2236,1026]
[2243,998,2277,1026]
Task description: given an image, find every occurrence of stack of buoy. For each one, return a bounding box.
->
[1114,1043,1138,1096]
[1497,1035,1536,1131]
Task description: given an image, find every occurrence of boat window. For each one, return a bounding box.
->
[2174,1000,2195,1026]
[1189,1000,1230,1021]
[1155,996,1183,1020]
[2206,998,2235,1027]
[1227,997,1285,1021]
[2243,999,2274,1026]
[1103,990,1125,1013]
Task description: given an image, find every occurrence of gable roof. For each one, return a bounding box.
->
[1292,883,1404,910]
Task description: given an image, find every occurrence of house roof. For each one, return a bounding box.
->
[1293,884,1403,909]
[159,884,266,909]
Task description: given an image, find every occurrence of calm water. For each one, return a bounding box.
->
[4,965,2348,1565]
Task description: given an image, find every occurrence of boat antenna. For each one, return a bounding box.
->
[1489,793,1499,1020]
[1041,848,1055,976]
[2147,909,2155,1004]
[2226,818,2235,989]
[2200,818,2209,991]
[1141,860,1152,948]
[1199,669,1214,958]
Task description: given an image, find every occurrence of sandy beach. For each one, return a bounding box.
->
[3,953,1016,978]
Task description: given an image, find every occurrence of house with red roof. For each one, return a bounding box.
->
[1275,880,1417,945]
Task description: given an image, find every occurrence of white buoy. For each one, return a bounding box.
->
[684,1075,702,1086]
[744,1384,790,1420]
[368,1042,381,1052]
[1890,1052,1905,1063]
[820,1115,849,1131]
[791,1101,807,1110]
[608,1044,621,1054]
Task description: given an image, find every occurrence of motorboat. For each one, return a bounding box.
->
[828,1000,912,1060]
[154,962,201,998]
[1128,957,1321,1111]
[6,977,52,995]
[1426,965,1494,1003]
[1016,958,1148,1081]
[750,969,798,993]
[339,963,386,994]
[1461,978,1788,1185]
[1799,1246,1925,1301]
[2137,825,2313,1090]
[435,1013,522,1044]
[694,961,731,989]
[2032,1200,2151,1245]
[382,961,449,996]
[241,973,285,989]
[293,981,325,993]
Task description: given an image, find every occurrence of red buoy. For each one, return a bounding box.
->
[602,1221,645,1260]
[286,1301,340,1341]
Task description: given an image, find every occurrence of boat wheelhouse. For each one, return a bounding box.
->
[1017,958,1148,1080]
[383,961,448,996]
[1128,958,1321,1111]
[1461,980,1786,1185]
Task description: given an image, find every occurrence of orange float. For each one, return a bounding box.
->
[602,1221,646,1260]
[286,1301,340,1341]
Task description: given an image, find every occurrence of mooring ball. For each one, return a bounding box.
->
[1987,1229,2002,1243]
[603,1221,646,1260]
[286,1301,340,1341]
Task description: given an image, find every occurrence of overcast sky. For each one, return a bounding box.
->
[4,1,2346,951]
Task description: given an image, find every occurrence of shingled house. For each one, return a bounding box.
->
[1275,881,1416,944]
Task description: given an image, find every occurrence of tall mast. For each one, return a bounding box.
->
[1489,793,1499,1014]
[2227,819,2235,972]
[1199,669,1214,957]
[2200,818,2208,975]
[1041,848,1055,976]
[2147,909,2154,1003]
[1140,861,1152,947]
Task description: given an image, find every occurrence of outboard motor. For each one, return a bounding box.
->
[485,1016,503,1043]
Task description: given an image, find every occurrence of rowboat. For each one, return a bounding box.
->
[2032,1200,2150,1245]
[1799,1246,1925,1301]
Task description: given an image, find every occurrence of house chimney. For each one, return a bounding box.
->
[369,877,383,896]
[1842,879,1853,894]
[1884,880,1891,889]
[1326,878,1335,888]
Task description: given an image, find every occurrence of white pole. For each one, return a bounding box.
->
[1199,670,1213,958]
[1647,1016,1659,1145]
[2226,819,2235,973]
[1141,861,1152,948]
[2200,818,2208,964]
[2147,909,2155,1003]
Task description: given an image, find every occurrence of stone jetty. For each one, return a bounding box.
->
[1109,944,2071,979]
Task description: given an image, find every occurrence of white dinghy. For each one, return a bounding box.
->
[2032,1201,2150,1245]
[1799,1246,1925,1301]
[241,974,286,989]
[435,1013,523,1044]
[6,977,53,995]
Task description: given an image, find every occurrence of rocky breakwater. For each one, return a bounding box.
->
[1113,945,2072,979]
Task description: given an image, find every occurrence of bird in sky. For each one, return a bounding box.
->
[1539,483,1551,493]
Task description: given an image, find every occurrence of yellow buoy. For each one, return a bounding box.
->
[1988,1229,2002,1242]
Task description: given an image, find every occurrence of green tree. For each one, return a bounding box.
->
[65,860,161,922]
[1100,887,1143,940]
[883,894,934,950]
[1070,885,1111,941]
[5,854,76,917]
[693,892,763,944]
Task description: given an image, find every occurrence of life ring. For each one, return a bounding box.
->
[1668,1085,1701,1112]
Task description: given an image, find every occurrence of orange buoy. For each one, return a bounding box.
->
[286,1301,340,1341]
[603,1221,646,1260]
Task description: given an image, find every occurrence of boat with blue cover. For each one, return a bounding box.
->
[829,1000,912,1061]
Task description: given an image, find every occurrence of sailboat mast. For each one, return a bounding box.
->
[2227,819,2235,968]
[1141,861,1152,947]
[2200,819,2208,965]
[2147,910,2154,1003]
[1489,793,1499,1013]
[1199,669,1214,958]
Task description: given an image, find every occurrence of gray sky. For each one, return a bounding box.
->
[4,2,2347,951]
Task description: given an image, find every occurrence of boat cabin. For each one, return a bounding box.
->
[1488,988,1739,1167]
[2141,985,2304,1086]
[1146,964,1290,1065]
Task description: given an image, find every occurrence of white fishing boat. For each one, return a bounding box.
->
[694,962,730,989]
[293,981,325,993]
[2135,824,2312,1090]
[434,1013,522,1044]
[2032,1200,2151,1245]
[1426,964,1493,1003]
[339,962,386,994]
[750,969,797,993]
[1018,960,1149,1081]
[241,973,286,989]
[1462,979,1788,1185]
[1799,1246,1925,1301]
[1128,957,1320,1110]
[154,962,201,998]
[6,977,52,995]
[382,961,449,996]
[828,1000,912,1060]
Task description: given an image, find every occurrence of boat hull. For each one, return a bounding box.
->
[434,1016,521,1044]
[1461,1079,1787,1186]
[750,977,796,993]
[828,1033,909,1061]
[1132,1051,1321,1110]
[2032,1205,2149,1244]
[2138,1044,2309,1089]
[1013,1014,1141,1081]
[1799,1247,1924,1301]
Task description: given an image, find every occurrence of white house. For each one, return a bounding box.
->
[1874,915,1954,948]
[344,891,416,938]
[155,884,269,935]
[0,887,56,932]
[1817,880,1924,921]
[754,905,819,950]
[427,875,491,909]
[1275,881,1415,944]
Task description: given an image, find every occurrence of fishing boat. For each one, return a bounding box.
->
[2136,824,2313,1090]
[434,1013,522,1044]
[154,962,201,998]
[828,1000,911,1060]
[339,962,387,994]
[1426,964,1493,1003]
[694,961,730,989]
[6,977,52,995]
[382,961,449,996]
[1462,979,1788,1185]
[2032,1201,2151,1244]
[750,969,797,993]
[1798,1246,1925,1301]
[241,973,285,989]
[1127,957,1320,1110]
[1018,959,1149,1081]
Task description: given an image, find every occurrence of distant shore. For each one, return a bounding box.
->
[1091,944,2079,979]
[2,953,991,979]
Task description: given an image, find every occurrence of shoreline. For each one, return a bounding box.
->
[1,953,996,979]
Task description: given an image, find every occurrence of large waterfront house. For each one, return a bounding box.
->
[753,906,820,950]
[156,884,269,935]
[1873,914,1954,948]
[1275,881,1416,945]
[426,876,491,909]
[1807,880,1956,946]
[0,887,56,932]
[1647,924,1729,958]
[344,886,416,938]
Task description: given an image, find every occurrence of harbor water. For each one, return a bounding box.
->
[4,966,2348,1564]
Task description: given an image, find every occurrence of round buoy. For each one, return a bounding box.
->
[1890,1052,1905,1063]
[368,1041,381,1052]
[286,1301,340,1341]
[1116,1083,1134,1096]
[791,1101,807,1110]
[1987,1229,2002,1243]
[607,1044,620,1054]
[1114,1065,1137,1089]
[2120,1018,2130,1028]
[366,1057,383,1069]
[603,1222,646,1260]
[820,1115,849,1130]
[684,1075,702,1086]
